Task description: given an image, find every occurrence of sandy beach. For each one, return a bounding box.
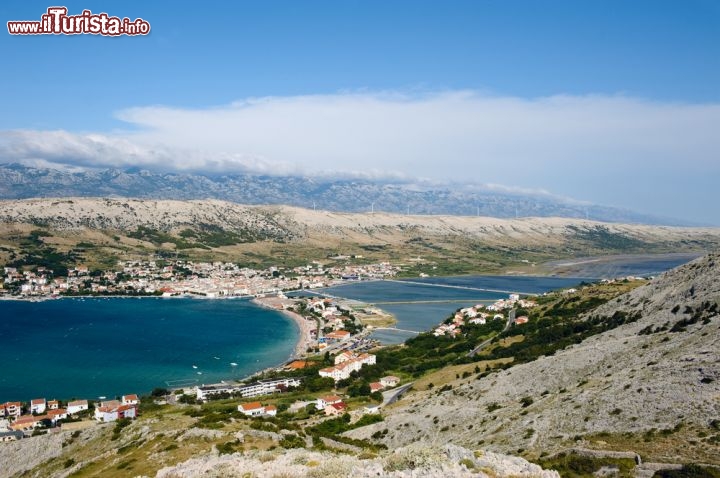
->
[251,296,316,359]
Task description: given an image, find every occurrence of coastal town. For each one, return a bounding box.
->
[0,259,400,299]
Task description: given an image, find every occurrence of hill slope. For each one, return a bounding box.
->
[0,197,718,273]
[349,254,720,464]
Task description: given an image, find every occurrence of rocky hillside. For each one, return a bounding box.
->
[4,422,559,478]
[0,163,687,225]
[348,254,720,464]
[1,198,719,247]
[1,197,718,274]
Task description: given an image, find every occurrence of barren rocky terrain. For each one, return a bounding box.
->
[1,198,719,242]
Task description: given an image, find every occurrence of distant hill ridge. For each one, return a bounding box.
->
[0,163,691,225]
[1,197,719,246]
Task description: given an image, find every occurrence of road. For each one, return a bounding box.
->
[382,382,414,406]
[467,309,515,357]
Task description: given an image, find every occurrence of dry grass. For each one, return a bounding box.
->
[413,358,514,391]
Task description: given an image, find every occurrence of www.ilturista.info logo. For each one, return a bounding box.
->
[7,7,150,36]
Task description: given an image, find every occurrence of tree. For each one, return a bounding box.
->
[151,387,169,397]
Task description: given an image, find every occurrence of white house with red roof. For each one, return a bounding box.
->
[9,415,44,432]
[324,330,351,341]
[47,408,68,424]
[333,351,354,365]
[94,401,137,422]
[1,402,22,418]
[237,401,276,417]
[324,401,348,416]
[315,394,343,410]
[122,394,139,405]
[320,352,377,382]
[30,398,46,414]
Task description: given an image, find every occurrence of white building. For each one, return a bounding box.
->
[67,399,89,415]
[380,376,400,388]
[319,353,376,382]
[122,394,139,405]
[30,398,46,414]
[196,378,302,402]
[94,402,137,422]
[238,402,277,417]
[316,395,343,410]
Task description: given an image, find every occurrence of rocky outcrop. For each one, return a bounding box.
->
[155,443,559,478]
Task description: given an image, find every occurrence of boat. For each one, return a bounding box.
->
[230,362,238,366]
[98,396,106,400]
[192,365,198,369]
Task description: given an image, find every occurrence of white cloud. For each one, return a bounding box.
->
[2,91,718,178]
[1,90,718,220]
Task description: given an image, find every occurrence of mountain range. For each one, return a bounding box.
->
[0,163,689,226]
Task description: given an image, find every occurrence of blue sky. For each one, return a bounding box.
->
[1,1,719,224]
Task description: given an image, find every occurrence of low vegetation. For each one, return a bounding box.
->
[536,452,637,478]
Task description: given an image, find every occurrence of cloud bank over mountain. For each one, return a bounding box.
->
[1,91,718,223]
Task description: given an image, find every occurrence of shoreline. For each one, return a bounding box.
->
[251,296,315,360]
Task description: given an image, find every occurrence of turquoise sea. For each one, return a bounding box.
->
[0,298,297,402]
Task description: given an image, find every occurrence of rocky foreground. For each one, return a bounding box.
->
[155,444,559,478]
[2,424,559,478]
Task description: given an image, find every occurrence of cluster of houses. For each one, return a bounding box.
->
[231,374,401,420]
[1,398,87,434]
[434,293,537,336]
[319,351,377,382]
[0,394,140,438]
[304,297,356,348]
